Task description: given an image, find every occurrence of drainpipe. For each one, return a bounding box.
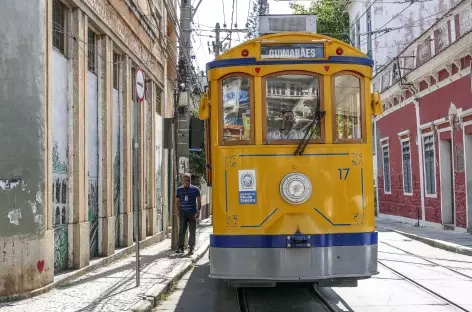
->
[415,100,426,225]
[374,117,380,217]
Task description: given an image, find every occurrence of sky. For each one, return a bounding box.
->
[191,0,310,72]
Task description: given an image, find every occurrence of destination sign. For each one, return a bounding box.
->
[260,43,325,59]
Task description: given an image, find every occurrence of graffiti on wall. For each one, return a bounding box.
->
[156,114,163,232]
[87,72,99,257]
[52,50,69,272]
[113,88,121,247]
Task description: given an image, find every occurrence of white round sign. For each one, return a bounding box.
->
[135,68,145,102]
[279,172,312,205]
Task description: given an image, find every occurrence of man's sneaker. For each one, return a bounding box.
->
[176,248,184,254]
[188,248,194,255]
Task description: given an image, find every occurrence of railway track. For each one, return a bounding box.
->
[381,241,472,279]
[237,284,338,312]
[379,260,471,312]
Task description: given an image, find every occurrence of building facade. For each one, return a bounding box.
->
[371,0,472,232]
[0,0,179,297]
[347,0,463,75]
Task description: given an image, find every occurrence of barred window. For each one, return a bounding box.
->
[53,0,66,54]
[356,21,360,48]
[383,145,391,193]
[366,8,372,58]
[113,53,119,89]
[402,140,412,194]
[424,135,436,195]
[156,86,162,115]
[88,29,97,73]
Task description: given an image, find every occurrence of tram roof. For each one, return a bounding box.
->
[207,32,373,69]
[213,32,367,62]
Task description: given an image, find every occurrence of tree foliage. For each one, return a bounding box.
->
[189,150,206,188]
[245,0,269,40]
[290,0,350,44]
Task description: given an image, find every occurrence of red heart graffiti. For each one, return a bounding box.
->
[37,260,44,273]
[324,66,330,72]
[255,68,261,74]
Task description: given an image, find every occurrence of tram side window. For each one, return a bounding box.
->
[221,75,251,143]
[333,74,362,141]
[265,74,321,142]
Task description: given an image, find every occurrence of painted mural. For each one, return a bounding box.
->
[52,50,69,273]
[87,72,99,257]
[113,88,121,247]
[144,101,148,231]
[155,113,163,232]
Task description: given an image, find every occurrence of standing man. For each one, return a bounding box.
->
[175,173,201,255]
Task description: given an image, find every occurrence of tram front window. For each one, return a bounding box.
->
[221,75,252,143]
[333,74,362,141]
[264,73,321,142]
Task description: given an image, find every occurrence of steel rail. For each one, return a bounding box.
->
[379,260,470,312]
[381,241,472,280]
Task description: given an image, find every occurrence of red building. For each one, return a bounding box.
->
[373,1,472,233]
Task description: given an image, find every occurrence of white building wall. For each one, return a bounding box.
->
[347,0,461,75]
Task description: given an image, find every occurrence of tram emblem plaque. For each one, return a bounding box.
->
[238,169,257,204]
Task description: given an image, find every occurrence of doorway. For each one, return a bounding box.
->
[439,139,454,228]
[464,134,472,232]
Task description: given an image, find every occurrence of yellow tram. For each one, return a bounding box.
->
[199,31,382,287]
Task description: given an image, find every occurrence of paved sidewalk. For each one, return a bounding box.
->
[377,215,472,256]
[0,219,212,312]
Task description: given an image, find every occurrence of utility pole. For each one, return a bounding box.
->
[214,23,221,56]
[207,24,248,57]
[172,0,193,251]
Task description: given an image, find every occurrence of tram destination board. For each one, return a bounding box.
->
[260,43,325,59]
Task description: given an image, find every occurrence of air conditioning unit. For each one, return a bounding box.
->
[258,14,317,35]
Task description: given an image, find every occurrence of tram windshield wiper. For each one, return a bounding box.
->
[293,111,326,156]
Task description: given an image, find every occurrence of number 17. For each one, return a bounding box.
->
[338,168,350,180]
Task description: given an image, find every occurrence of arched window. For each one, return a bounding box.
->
[332,73,364,142]
[55,179,61,203]
[62,207,66,224]
[263,71,323,143]
[61,179,67,204]
[55,207,61,225]
[220,74,254,145]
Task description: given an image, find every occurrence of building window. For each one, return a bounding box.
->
[333,73,363,142]
[88,29,97,73]
[156,86,162,115]
[220,74,253,144]
[356,21,361,48]
[351,25,356,46]
[366,7,372,58]
[264,72,322,143]
[113,53,120,89]
[383,144,391,193]
[423,135,436,195]
[53,0,66,54]
[402,140,412,194]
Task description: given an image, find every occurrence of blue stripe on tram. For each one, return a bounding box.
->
[210,232,378,248]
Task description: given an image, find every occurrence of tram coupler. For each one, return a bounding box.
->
[286,231,310,248]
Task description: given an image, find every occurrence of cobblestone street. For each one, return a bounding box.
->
[0,221,212,312]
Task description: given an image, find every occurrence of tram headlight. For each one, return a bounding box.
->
[279,173,312,204]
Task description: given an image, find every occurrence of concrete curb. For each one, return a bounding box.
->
[0,231,166,303]
[393,230,472,256]
[129,243,210,312]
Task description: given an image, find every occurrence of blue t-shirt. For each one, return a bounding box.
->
[176,185,201,214]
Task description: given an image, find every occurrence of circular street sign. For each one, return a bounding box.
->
[135,68,145,103]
